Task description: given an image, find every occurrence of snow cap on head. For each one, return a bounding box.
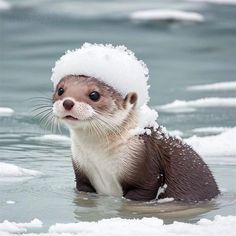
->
[51,43,150,108]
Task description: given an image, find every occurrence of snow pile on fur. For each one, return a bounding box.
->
[51,43,159,134]
[51,43,150,108]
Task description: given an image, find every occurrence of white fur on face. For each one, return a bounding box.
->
[91,106,133,135]
[53,95,134,132]
[53,97,94,128]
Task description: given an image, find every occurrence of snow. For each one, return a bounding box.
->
[0,162,42,178]
[185,127,236,163]
[187,81,236,91]
[0,219,42,234]
[156,184,168,199]
[169,130,183,137]
[6,201,15,205]
[51,43,159,134]
[0,107,14,116]
[157,97,236,113]
[187,0,236,5]
[0,0,11,10]
[130,10,204,23]
[157,197,174,203]
[129,104,159,135]
[1,215,235,236]
[192,127,230,134]
[27,134,70,143]
[51,43,150,108]
[47,215,236,236]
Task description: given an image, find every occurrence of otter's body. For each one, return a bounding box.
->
[52,75,219,202]
[71,126,219,202]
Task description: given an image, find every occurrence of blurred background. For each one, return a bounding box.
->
[0,0,235,109]
[0,0,236,231]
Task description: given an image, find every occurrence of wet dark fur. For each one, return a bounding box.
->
[73,127,220,202]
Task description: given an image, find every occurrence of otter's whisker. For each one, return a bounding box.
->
[32,108,53,119]
[56,117,62,134]
[44,115,54,132]
[31,105,53,113]
[94,112,126,140]
[39,111,53,129]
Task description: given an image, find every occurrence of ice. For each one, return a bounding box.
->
[130,10,204,23]
[6,201,15,205]
[185,127,236,161]
[0,162,42,178]
[1,215,234,236]
[187,81,236,91]
[169,130,183,137]
[27,134,70,143]
[157,97,236,113]
[0,0,11,10]
[51,43,149,108]
[0,107,14,116]
[187,0,236,5]
[0,219,42,234]
[49,216,236,236]
[157,197,174,204]
[192,127,230,134]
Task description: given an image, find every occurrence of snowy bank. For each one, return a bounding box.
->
[0,215,235,236]
[0,0,11,10]
[157,97,236,113]
[6,201,15,205]
[187,81,236,91]
[187,0,236,5]
[169,130,184,137]
[27,134,70,143]
[185,127,236,162]
[0,107,14,116]
[192,127,230,134]
[0,162,42,179]
[0,219,42,234]
[130,10,204,23]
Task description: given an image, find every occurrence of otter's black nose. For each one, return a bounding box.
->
[63,99,74,110]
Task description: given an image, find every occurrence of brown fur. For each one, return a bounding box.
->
[53,75,220,202]
[54,75,125,113]
[122,128,219,201]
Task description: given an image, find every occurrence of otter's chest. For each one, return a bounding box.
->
[72,144,125,196]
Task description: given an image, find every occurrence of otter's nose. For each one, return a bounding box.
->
[63,99,74,110]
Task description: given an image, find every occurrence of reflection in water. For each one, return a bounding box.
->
[73,191,220,223]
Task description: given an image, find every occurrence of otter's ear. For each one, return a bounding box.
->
[124,92,138,107]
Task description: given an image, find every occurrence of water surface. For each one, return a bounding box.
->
[0,0,236,231]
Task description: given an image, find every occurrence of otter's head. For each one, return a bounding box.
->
[52,75,138,133]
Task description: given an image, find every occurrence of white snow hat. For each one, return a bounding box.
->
[51,43,150,108]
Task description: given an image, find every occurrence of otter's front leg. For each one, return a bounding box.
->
[72,161,96,193]
[74,170,96,193]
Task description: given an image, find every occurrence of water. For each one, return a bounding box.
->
[0,0,236,232]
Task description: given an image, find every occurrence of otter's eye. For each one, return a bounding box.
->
[89,91,100,101]
[58,88,64,96]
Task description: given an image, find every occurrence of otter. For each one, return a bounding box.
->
[52,75,219,202]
